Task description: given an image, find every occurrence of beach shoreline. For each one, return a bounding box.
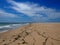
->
[0,23,29,33]
[0,23,60,45]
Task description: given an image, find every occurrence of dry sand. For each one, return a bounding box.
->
[0,23,60,45]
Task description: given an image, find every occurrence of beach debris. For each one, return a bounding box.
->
[2,40,5,42]
[3,44,7,45]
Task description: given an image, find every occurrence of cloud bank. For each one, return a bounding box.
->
[7,0,60,22]
[0,9,18,18]
[0,0,58,22]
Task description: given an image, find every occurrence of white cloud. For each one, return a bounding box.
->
[0,10,18,18]
[8,0,60,21]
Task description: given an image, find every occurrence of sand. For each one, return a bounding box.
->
[0,23,60,45]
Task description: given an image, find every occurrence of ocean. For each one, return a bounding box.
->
[0,23,29,33]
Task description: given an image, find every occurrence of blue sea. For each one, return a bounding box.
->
[0,23,29,33]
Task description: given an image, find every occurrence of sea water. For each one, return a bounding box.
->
[0,23,29,33]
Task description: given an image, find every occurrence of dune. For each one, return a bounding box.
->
[0,23,60,45]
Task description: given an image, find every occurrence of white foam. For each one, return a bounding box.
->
[0,30,8,33]
[0,23,29,33]
[0,25,11,29]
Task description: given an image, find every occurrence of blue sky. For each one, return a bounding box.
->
[0,0,60,22]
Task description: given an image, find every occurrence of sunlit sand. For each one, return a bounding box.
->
[0,23,60,45]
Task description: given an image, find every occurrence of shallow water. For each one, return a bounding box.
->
[0,23,29,32]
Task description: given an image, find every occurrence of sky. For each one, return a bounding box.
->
[0,0,60,22]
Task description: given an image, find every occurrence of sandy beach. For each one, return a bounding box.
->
[0,23,60,45]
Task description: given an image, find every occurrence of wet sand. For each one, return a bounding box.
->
[0,23,60,45]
